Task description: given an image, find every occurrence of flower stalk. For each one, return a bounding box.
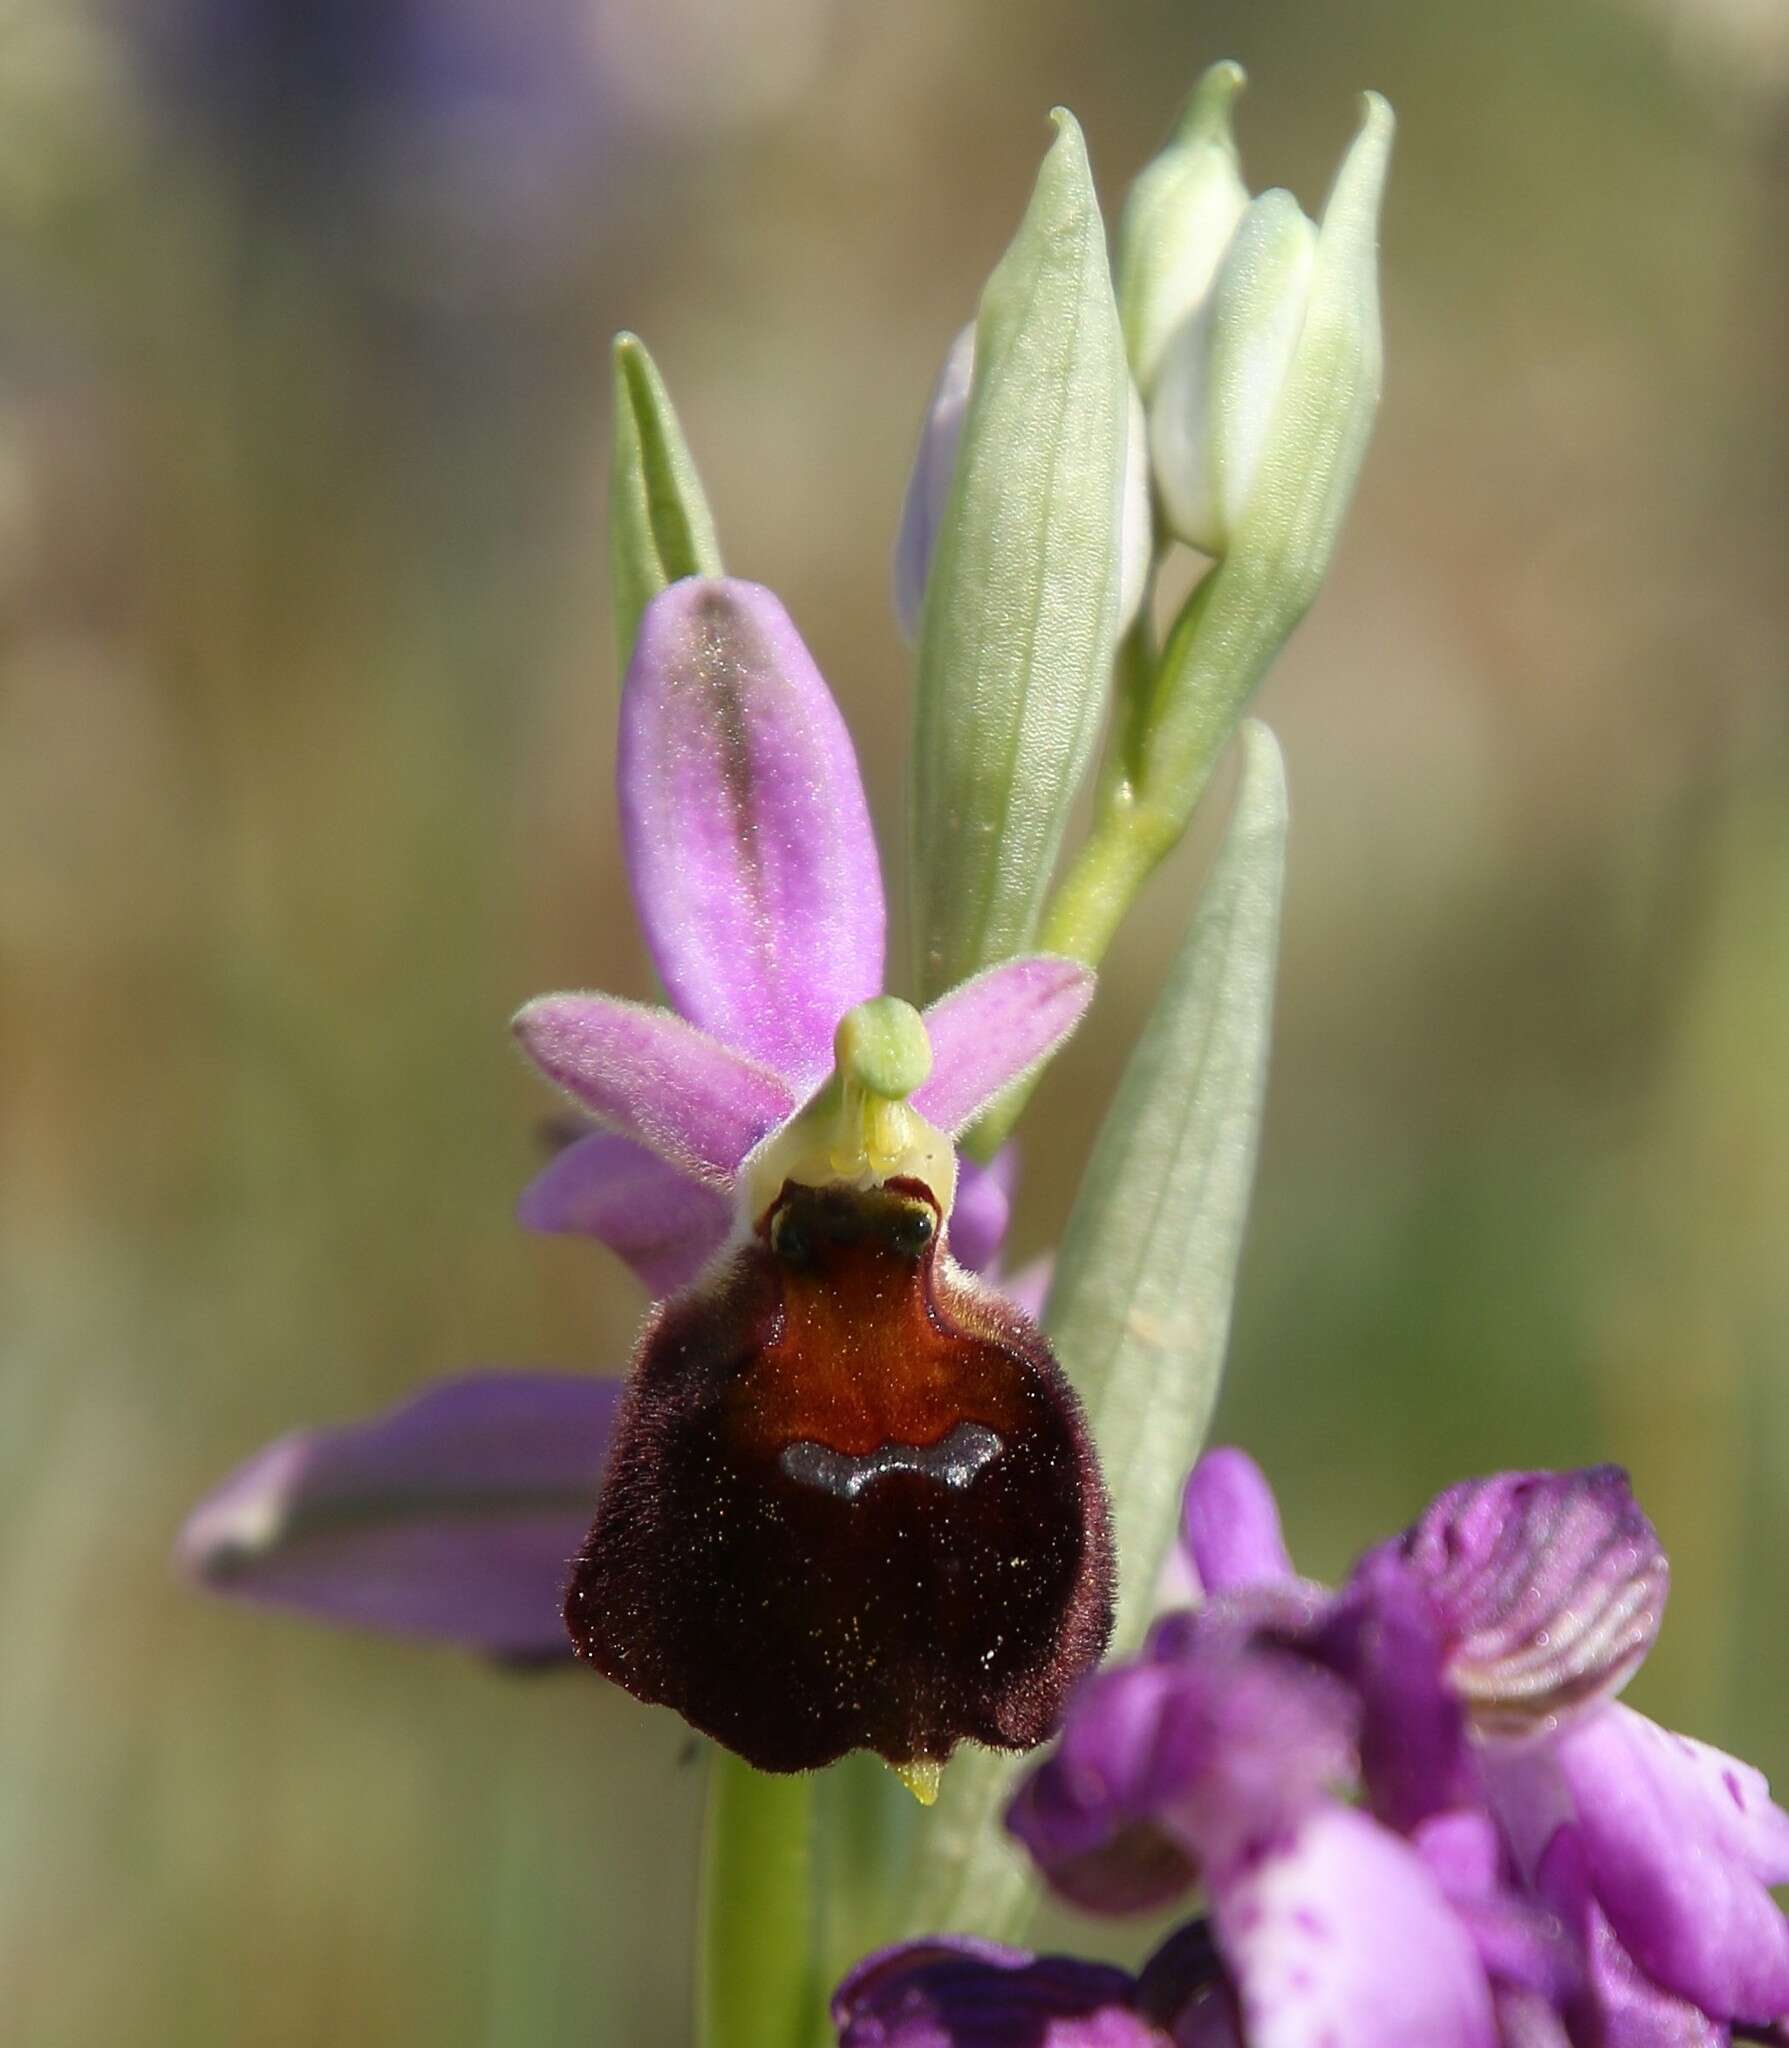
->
[699,1753,825,2048]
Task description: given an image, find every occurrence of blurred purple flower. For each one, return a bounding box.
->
[176,1372,619,1660]
[126,0,620,302]
[835,1939,1155,2048]
[840,1449,1789,2046]
[179,576,1092,1663]
[139,0,604,160]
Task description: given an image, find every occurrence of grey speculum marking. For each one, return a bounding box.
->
[779,1422,1003,1502]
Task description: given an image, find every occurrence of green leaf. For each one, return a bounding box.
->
[609,332,723,672]
[897,723,1286,1940]
[909,110,1131,1000]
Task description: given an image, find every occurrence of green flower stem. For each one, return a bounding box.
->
[962,799,1168,1165]
[698,1753,824,2048]
[1038,799,1179,968]
[1059,552,1291,955]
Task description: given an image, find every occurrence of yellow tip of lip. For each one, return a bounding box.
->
[892,1758,943,1807]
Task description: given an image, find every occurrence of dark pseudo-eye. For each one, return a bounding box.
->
[564,1178,1113,1778]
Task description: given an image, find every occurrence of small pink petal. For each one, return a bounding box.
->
[913,957,1095,1133]
[513,993,794,1185]
[516,1130,732,1297]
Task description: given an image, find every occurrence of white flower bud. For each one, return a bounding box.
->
[1148,93,1392,571]
[1150,191,1317,556]
[895,324,1152,644]
[1115,61,1250,397]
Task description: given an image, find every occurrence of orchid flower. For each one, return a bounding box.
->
[838,1451,1789,2046]
[180,575,1107,1783]
[170,67,1425,2048]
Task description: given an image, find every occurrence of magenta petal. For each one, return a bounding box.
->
[1412,1812,1580,2008]
[833,1938,1153,2048]
[1323,1550,1473,1833]
[1006,1662,1204,1916]
[1550,1702,1789,2023]
[516,1130,732,1295]
[1008,1647,1356,1915]
[618,578,885,1086]
[913,957,1096,1133]
[1397,1467,1669,1737]
[1533,1825,1727,2048]
[176,1372,618,1659]
[513,994,795,1184]
[1215,1806,1499,2048]
[1180,1449,1295,1596]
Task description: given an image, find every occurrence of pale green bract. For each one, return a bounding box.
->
[1049,722,1287,1652]
[608,332,723,670]
[894,722,1287,1943]
[908,110,1131,1001]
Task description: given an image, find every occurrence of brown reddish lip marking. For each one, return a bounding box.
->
[728,1176,1022,1463]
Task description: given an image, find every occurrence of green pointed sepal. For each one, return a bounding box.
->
[609,333,723,672]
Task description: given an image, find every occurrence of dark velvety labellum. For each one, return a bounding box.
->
[565,1178,1114,1773]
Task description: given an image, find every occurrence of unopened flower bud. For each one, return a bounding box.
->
[894,324,1152,645]
[1115,60,1250,398]
[1149,92,1391,571]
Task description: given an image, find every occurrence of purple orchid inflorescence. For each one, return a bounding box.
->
[837,1449,1789,2047]
[178,575,1093,1673]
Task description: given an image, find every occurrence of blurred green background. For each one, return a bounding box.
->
[2,0,1786,2039]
